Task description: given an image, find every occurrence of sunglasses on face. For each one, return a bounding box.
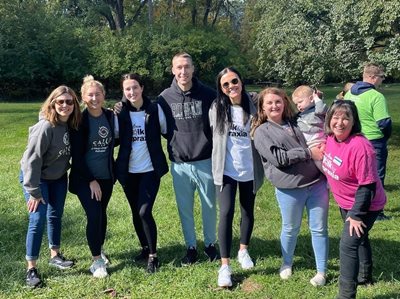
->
[53,99,74,106]
[221,78,239,89]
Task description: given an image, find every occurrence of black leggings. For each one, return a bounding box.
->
[123,171,160,254]
[76,179,113,257]
[338,208,380,299]
[217,175,256,258]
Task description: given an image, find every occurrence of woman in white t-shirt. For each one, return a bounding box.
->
[209,67,264,287]
[115,73,168,273]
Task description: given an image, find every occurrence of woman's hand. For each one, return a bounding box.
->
[27,196,45,213]
[89,180,102,201]
[346,216,367,237]
[310,146,324,161]
[113,102,123,114]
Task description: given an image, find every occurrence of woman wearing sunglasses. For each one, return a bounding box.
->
[69,75,118,278]
[209,67,264,287]
[20,86,81,287]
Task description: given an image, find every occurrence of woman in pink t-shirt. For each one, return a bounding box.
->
[322,100,386,299]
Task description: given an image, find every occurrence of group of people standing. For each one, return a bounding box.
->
[20,53,390,299]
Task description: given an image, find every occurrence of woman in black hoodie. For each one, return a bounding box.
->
[116,73,168,273]
[69,75,117,278]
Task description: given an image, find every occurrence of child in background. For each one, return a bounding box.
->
[291,85,327,171]
[336,82,354,100]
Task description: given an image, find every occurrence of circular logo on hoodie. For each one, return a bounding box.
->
[63,132,70,145]
[98,126,109,139]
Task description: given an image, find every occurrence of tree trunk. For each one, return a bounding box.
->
[148,0,153,26]
[191,2,197,26]
[212,0,223,27]
[203,0,212,26]
[167,0,173,17]
[114,0,126,30]
[126,0,148,27]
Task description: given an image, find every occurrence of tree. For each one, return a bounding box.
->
[0,1,89,97]
[252,0,400,85]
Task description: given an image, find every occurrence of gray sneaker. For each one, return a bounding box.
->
[49,253,74,270]
[90,258,108,278]
[26,267,41,288]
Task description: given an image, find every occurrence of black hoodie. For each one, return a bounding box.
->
[157,77,216,162]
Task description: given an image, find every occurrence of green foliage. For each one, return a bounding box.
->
[0,1,247,99]
[0,1,90,98]
[88,24,246,95]
[253,0,400,85]
[1,0,399,99]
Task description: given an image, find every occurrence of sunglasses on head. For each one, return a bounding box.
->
[53,99,74,106]
[222,78,239,89]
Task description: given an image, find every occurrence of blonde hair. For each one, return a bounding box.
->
[40,85,81,130]
[80,75,106,97]
[363,63,384,77]
[292,85,313,100]
[250,87,296,137]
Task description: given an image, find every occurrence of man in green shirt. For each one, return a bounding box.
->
[345,62,392,220]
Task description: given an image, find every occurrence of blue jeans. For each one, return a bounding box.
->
[275,178,329,273]
[20,172,68,261]
[171,159,217,248]
[369,138,388,187]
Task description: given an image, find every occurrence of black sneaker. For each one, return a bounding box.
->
[204,243,220,262]
[48,253,74,270]
[376,212,392,221]
[134,247,150,262]
[181,246,198,266]
[26,267,41,288]
[147,256,160,273]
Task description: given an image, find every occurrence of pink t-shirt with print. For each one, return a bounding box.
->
[322,134,386,211]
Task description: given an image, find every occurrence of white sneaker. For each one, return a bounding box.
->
[237,249,254,269]
[90,258,108,278]
[100,249,110,267]
[218,264,232,287]
[310,273,326,287]
[279,264,292,280]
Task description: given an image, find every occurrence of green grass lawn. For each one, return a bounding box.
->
[0,84,399,298]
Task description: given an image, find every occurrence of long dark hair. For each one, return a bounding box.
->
[120,73,150,107]
[215,67,250,134]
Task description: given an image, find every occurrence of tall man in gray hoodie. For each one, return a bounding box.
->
[158,53,219,265]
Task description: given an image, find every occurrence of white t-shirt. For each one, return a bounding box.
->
[128,104,166,173]
[223,105,254,181]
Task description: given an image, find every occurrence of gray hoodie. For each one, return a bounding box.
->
[20,119,71,198]
[209,93,264,193]
[253,120,322,189]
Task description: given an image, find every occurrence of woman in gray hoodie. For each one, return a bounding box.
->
[252,87,328,287]
[20,86,81,288]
